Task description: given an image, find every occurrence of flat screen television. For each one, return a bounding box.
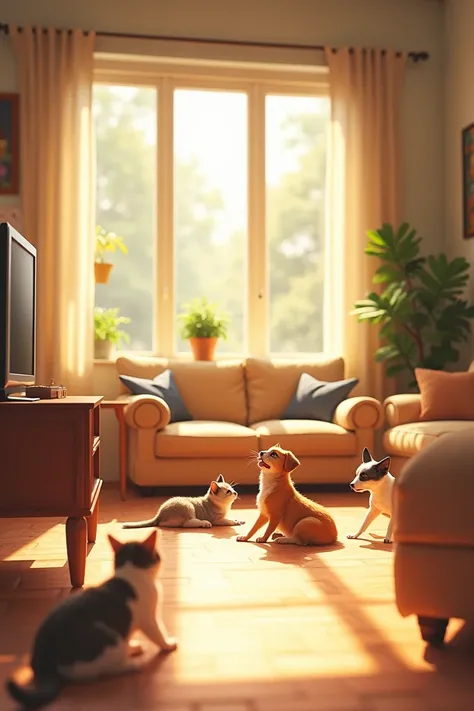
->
[0,222,37,401]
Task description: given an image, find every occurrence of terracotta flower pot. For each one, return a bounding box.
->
[189,337,218,361]
[94,262,114,284]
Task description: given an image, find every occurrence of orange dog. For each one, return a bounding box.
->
[237,445,338,546]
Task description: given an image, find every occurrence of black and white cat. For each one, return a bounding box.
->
[6,530,177,709]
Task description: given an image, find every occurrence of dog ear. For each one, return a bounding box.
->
[210,481,219,494]
[362,447,372,463]
[216,473,225,483]
[283,451,300,473]
[376,457,391,475]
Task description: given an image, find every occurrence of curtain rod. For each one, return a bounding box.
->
[0,23,429,63]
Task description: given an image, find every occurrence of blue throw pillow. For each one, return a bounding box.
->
[119,370,192,423]
[282,372,358,422]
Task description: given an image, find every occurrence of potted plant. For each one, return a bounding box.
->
[352,222,474,389]
[94,307,131,360]
[178,297,229,361]
[94,225,128,284]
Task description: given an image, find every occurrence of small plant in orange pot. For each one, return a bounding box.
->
[94,225,128,284]
[178,297,229,361]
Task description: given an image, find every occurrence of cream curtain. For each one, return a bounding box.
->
[325,47,406,402]
[10,25,95,394]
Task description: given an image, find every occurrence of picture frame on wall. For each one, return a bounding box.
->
[462,122,474,239]
[0,93,19,196]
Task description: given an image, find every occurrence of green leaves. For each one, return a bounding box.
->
[352,222,474,387]
[178,297,229,340]
[94,307,131,346]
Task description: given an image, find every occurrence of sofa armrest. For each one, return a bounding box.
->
[333,396,384,431]
[123,394,171,430]
[384,394,421,427]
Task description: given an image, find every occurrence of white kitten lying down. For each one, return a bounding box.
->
[122,474,244,529]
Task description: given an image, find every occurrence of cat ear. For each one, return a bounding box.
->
[210,481,219,495]
[376,456,391,475]
[108,534,123,554]
[362,448,372,463]
[142,529,158,552]
[216,473,225,483]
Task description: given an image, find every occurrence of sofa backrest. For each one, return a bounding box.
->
[116,356,248,425]
[244,356,345,424]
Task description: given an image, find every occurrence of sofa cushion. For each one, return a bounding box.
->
[383,420,474,457]
[415,367,474,421]
[116,356,247,425]
[282,372,358,422]
[250,419,356,456]
[119,370,192,423]
[155,421,259,458]
[245,357,346,424]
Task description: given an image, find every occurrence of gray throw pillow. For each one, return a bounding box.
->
[282,372,358,422]
[119,370,192,423]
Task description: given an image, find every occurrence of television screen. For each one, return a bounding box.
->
[10,237,35,377]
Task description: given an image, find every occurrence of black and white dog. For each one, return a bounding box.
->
[347,447,395,544]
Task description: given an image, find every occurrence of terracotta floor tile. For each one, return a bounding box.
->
[0,487,473,711]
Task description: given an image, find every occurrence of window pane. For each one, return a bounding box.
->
[266,95,329,354]
[93,85,157,352]
[174,89,247,354]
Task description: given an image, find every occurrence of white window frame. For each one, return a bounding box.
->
[93,56,332,359]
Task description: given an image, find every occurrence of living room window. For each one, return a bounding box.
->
[93,60,330,357]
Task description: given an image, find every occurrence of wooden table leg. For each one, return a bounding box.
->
[66,516,87,588]
[86,498,99,543]
[115,409,127,500]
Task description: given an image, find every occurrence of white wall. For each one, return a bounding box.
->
[0,0,446,480]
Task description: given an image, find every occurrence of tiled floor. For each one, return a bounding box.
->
[0,486,473,711]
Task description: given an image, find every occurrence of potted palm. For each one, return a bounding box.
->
[352,222,474,388]
[94,225,128,284]
[94,307,131,360]
[178,297,229,361]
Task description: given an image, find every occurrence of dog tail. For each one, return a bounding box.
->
[121,516,158,529]
[6,674,63,709]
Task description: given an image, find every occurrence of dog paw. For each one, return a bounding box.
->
[346,534,358,539]
[162,638,178,652]
[236,535,248,542]
[232,520,246,526]
[384,538,392,544]
[256,536,268,544]
[200,521,212,528]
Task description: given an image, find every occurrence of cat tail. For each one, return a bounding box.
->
[122,516,159,529]
[6,674,63,709]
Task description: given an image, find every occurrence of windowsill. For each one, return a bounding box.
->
[93,352,335,365]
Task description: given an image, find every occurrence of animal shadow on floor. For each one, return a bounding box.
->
[249,539,345,566]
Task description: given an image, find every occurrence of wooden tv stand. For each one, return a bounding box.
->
[0,396,103,587]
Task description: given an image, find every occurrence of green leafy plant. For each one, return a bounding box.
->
[94,307,131,346]
[178,297,229,340]
[95,225,128,263]
[352,222,474,388]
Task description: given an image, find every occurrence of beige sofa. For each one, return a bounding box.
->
[393,427,474,646]
[115,356,384,490]
[383,360,474,476]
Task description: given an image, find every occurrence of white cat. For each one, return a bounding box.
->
[6,530,177,709]
[122,474,244,529]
